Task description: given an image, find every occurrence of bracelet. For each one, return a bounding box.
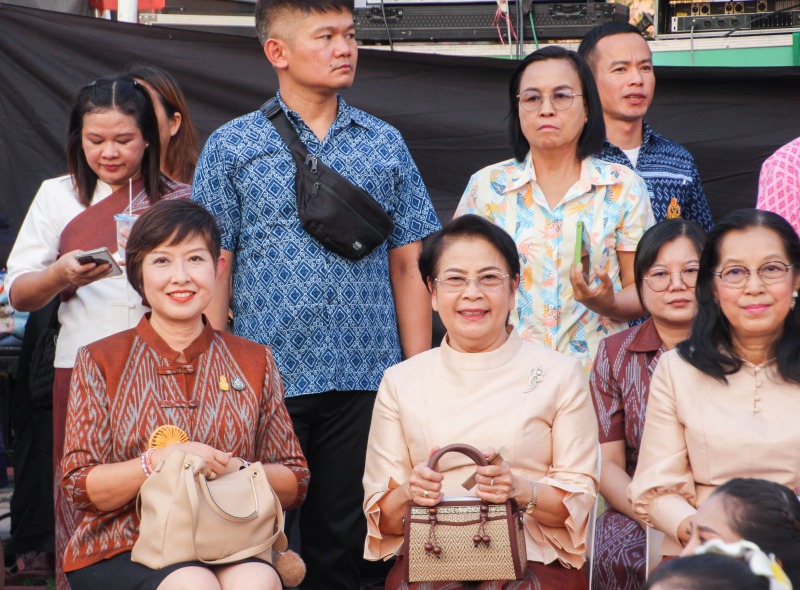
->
[235,457,251,470]
[140,452,151,477]
[524,478,538,514]
[144,448,158,475]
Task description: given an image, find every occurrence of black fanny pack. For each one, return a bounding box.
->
[261,98,394,260]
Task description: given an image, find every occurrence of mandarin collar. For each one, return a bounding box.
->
[135,313,216,363]
[439,328,523,371]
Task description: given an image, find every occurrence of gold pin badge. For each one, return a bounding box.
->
[666,197,682,219]
[219,375,230,391]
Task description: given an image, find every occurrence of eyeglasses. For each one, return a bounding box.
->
[712,261,794,288]
[434,273,510,293]
[517,90,583,112]
[643,266,700,292]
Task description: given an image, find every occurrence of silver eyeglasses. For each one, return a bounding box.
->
[434,273,510,293]
[712,261,793,288]
[643,266,700,292]
[517,90,583,112]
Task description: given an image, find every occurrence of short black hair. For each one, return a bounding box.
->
[643,554,768,590]
[67,73,163,207]
[419,214,520,290]
[713,478,800,587]
[507,46,605,162]
[577,22,647,70]
[677,209,800,383]
[126,200,221,304]
[634,219,707,306]
[255,0,354,46]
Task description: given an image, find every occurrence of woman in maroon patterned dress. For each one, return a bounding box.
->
[590,219,706,590]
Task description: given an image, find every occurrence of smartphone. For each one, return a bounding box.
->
[75,247,122,277]
[574,222,591,273]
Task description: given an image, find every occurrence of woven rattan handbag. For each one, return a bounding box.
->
[132,450,287,568]
[403,443,527,583]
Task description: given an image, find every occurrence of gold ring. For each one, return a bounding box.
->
[207,471,217,480]
[423,490,430,499]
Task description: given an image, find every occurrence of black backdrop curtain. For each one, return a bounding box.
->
[1,3,800,236]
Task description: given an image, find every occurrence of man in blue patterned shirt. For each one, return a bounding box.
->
[192,1,441,588]
[579,23,714,231]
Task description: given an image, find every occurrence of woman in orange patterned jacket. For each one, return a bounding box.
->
[61,199,308,590]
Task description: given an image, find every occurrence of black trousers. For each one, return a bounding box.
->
[284,390,376,590]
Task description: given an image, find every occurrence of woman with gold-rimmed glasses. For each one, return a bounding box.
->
[630,209,800,565]
[590,219,706,590]
[456,45,653,372]
[363,215,598,590]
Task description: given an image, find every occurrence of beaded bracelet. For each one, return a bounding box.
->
[143,448,158,476]
[140,452,151,477]
[524,478,538,515]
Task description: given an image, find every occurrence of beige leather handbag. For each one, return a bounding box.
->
[132,450,287,569]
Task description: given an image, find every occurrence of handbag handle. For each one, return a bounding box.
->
[197,470,259,522]
[426,443,489,472]
[182,456,286,564]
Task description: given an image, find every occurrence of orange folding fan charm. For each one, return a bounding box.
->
[149,425,189,449]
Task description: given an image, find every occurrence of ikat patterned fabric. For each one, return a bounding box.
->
[598,121,713,231]
[589,318,666,590]
[757,136,800,235]
[192,94,440,398]
[61,317,309,572]
[456,154,653,369]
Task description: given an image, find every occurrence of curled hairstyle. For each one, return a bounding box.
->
[634,219,707,306]
[128,64,199,184]
[125,200,222,304]
[713,478,800,587]
[255,0,354,46]
[677,209,800,383]
[642,554,768,590]
[507,46,605,163]
[67,73,164,207]
[577,22,648,70]
[418,214,520,290]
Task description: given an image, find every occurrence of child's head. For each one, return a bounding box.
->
[682,478,800,586]
[644,553,768,590]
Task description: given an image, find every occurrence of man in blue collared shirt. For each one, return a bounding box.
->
[578,23,714,231]
[192,1,441,588]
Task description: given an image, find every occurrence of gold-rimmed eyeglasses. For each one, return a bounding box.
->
[712,261,794,288]
[434,273,510,293]
[517,90,583,112]
[643,266,700,292]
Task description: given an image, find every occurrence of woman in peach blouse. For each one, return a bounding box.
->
[630,209,800,557]
[362,215,598,589]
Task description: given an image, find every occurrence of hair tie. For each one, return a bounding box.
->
[695,539,792,590]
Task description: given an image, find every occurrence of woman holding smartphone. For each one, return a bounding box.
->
[6,73,189,590]
[456,46,653,370]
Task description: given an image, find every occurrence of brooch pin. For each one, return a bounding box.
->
[219,375,230,392]
[523,366,544,393]
[232,376,245,391]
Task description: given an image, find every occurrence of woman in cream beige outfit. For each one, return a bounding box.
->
[630,209,800,557]
[362,215,598,590]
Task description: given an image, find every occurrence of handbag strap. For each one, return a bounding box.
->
[183,459,286,565]
[426,443,489,472]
